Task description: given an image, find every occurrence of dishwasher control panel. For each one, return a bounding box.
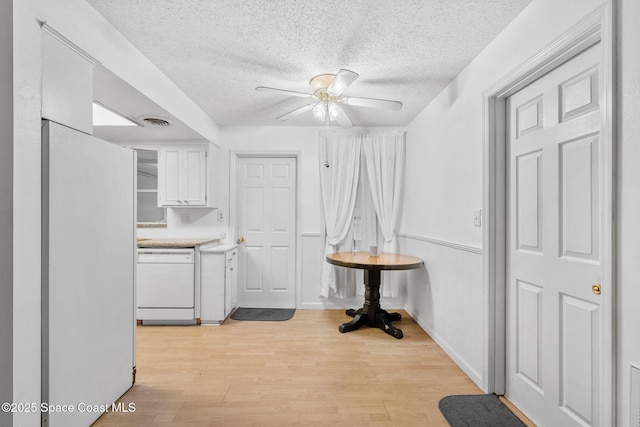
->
[137,248,194,264]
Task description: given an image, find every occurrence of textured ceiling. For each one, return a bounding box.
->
[87,0,531,128]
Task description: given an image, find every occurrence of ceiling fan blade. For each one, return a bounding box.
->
[342,96,403,111]
[276,103,316,121]
[327,69,359,96]
[333,103,353,129]
[256,86,314,98]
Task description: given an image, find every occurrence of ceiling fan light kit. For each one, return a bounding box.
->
[328,102,341,120]
[312,102,328,120]
[256,69,403,128]
[309,74,336,93]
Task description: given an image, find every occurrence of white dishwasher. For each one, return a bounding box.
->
[137,248,195,321]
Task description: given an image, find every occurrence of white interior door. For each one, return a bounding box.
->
[505,41,611,426]
[236,156,296,308]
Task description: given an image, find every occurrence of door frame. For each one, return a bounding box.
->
[482,3,614,422]
[229,151,301,308]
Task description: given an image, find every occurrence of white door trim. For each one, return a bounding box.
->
[482,3,614,423]
[229,150,302,308]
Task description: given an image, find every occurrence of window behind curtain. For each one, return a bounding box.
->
[351,150,378,252]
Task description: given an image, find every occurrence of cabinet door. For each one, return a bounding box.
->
[159,147,181,205]
[182,146,207,206]
[200,253,225,322]
[158,145,207,207]
[224,250,238,317]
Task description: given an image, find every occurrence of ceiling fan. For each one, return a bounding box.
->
[256,69,402,128]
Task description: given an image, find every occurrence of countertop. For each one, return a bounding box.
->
[137,237,221,248]
[200,244,238,253]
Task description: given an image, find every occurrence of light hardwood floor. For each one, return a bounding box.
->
[92,310,482,426]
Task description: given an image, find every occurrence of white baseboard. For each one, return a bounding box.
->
[404,306,485,391]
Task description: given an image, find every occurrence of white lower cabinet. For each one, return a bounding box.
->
[223,249,238,318]
[200,246,237,323]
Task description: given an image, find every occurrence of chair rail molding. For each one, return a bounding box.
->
[301,232,322,238]
[398,232,481,255]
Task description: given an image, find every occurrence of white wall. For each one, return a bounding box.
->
[616,0,640,424]
[10,0,43,425]
[400,0,605,391]
[0,2,14,425]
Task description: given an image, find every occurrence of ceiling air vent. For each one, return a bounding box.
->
[142,117,171,127]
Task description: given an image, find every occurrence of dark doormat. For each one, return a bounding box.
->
[439,394,527,427]
[230,307,295,321]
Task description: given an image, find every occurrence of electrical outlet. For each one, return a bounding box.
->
[473,209,482,227]
[217,210,224,222]
[220,231,227,239]
[181,214,190,224]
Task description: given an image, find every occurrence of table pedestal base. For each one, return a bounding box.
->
[338,269,404,339]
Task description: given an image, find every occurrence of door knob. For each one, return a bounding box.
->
[592,283,601,295]
[237,236,245,244]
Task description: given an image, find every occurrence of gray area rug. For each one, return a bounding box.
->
[439,394,526,427]
[230,307,295,321]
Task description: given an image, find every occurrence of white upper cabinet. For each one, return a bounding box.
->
[158,144,207,207]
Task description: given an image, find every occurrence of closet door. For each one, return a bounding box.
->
[505,42,610,427]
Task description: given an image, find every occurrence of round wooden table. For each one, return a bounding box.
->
[325,251,423,339]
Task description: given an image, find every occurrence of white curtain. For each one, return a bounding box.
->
[348,150,379,298]
[319,131,361,298]
[363,131,406,297]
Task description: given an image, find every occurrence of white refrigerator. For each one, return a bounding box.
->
[41,120,136,427]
